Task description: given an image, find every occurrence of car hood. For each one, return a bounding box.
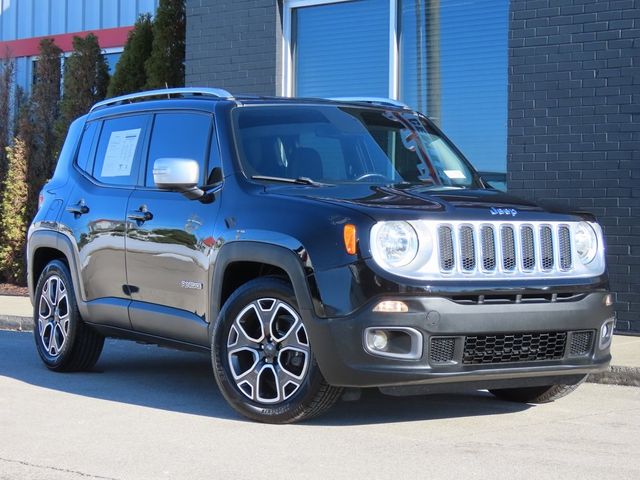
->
[266,183,589,222]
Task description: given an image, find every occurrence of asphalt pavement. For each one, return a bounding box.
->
[0,330,638,480]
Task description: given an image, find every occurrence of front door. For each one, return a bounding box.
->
[125,111,221,346]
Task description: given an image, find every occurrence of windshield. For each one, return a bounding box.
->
[233,105,481,188]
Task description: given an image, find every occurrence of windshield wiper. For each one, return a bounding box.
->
[251,175,326,187]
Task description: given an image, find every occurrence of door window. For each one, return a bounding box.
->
[93,115,149,186]
[145,112,212,187]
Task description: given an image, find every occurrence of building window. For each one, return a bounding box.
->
[400,0,509,174]
[103,48,123,76]
[282,0,508,175]
[290,0,390,97]
[30,55,64,92]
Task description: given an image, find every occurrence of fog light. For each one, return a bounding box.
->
[364,327,423,360]
[373,300,409,313]
[604,294,613,306]
[370,330,389,351]
[599,319,615,350]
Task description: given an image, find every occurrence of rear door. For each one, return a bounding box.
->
[61,114,150,328]
[125,111,222,346]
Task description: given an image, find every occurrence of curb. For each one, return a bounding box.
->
[587,367,640,388]
[0,315,34,332]
[0,317,638,387]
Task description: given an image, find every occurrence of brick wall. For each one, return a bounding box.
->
[507,0,640,332]
[185,0,280,96]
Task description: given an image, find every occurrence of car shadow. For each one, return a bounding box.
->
[0,331,530,425]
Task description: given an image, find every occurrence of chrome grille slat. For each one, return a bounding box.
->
[480,226,496,271]
[436,221,575,277]
[558,225,572,270]
[520,225,535,271]
[540,225,554,271]
[459,225,476,271]
[438,225,455,271]
[501,225,516,271]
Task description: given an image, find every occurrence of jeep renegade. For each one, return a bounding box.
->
[27,88,614,423]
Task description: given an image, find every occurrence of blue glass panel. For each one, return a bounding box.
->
[34,0,51,36]
[137,0,157,17]
[1,0,17,41]
[294,0,389,98]
[400,0,508,173]
[104,52,121,75]
[102,1,119,29]
[50,0,67,35]
[67,0,84,32]
[84,0,102,30]
[119,0,137,26]
[17,0,33,39]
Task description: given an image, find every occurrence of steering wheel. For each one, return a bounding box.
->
[355,173,389,182]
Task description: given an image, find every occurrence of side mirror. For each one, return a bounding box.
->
[153,158,204,200]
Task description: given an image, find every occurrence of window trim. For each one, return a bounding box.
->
[78,113,152,189]
[140,110,216,190]
[281,0,399,99]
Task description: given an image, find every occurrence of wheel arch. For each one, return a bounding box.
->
[28,230,86,315]
[210,241,324,329]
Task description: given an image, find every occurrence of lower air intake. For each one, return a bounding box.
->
[430,337,456,364]
[463,331,567,365]
[569,331,594,356]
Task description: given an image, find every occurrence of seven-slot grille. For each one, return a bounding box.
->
[437,223,573,275]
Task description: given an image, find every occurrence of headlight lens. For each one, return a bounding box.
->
[574,222,598,264]
[372,221,419,267]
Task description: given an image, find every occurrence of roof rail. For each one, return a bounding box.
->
[328,96,411,109]
[90,87,234,112]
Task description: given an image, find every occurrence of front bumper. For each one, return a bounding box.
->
[304,291,613,388]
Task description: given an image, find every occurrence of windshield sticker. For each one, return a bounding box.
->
[100,128,141,177]
[444,170,466,179]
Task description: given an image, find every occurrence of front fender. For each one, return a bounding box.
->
[210,241,324,323]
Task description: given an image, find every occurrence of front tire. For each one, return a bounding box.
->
[489,376,587,403]
[33,260,104,372]
[211,277,342,423]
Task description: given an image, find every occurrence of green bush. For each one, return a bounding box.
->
[108,14,154,98]
[145,0,185,89]
[57,33,109,142]
[0,57,14,179]
[0,134,31,283]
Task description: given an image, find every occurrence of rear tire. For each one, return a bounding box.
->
[489,376,587,403]
[33,260,104,372]
[211,277,342,423]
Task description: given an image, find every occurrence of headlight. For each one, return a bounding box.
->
[371,221,419,268]
[574,222,598,264]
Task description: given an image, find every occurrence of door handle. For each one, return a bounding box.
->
[66,199,89,216]
[127,205,153,223]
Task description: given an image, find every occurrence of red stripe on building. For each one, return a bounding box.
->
[0,26,133,58]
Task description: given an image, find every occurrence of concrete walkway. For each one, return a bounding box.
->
[1,294,637,385]
[0,294,34,331]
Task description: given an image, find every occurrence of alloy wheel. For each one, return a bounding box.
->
[37,275,70,357]
[227,298,310,404]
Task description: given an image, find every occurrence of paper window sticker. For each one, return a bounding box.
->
[444,169,466,179]
[100,128,141,177]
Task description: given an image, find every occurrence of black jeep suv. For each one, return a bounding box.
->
[27,88,613,423]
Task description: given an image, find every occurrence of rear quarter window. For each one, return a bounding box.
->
[75,121,99,173]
